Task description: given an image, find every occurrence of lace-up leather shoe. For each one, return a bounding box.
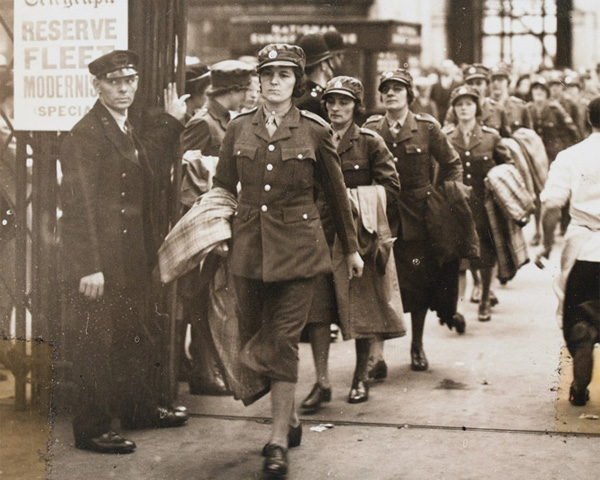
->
[262,423,302,456]
[75,431,136,454]
[263,444,288,477]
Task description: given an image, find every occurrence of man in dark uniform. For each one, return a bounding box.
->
[295,32,335,119]
[324,28,346,75]
[444,64,511,137]
[182,60,254,156]
[60,50,189,454]
[488,64,533,131]
[363,69,463,371]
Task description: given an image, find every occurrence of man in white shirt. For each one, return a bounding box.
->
[537,96,600,407]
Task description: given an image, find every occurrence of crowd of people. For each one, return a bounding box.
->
[0,25,594,480]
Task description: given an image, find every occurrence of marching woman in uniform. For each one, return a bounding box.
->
[445,85,514,322]
[363,69,463,372]
[211,44,363,478]
[300,76,402,409]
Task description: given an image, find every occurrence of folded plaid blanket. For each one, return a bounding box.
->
[158,187,236,284]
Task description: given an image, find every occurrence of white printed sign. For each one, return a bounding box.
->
[13,0,128,131]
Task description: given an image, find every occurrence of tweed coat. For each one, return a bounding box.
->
[363,111,463,241]
[212,105,358,282]
[59,100,182,288]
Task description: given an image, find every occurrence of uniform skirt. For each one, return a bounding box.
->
[394,239,459,318]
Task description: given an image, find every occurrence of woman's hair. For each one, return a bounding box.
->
[292,67,306,98]
[321,93,365,120]
[452,94,482,118]
[378,82,415,106]
[258,66,306,98]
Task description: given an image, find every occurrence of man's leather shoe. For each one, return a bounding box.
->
[75,431,136,454]
[262,423,302,456]
[155,406,189,428]
[368,360,387,380]
[263,444,288,477]
[122,406,189,429]
[569,385,590,406]
[348,378,369,403]
[300,383,331,410]
[410,344,428,371]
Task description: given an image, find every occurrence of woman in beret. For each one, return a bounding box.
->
[211,43,363,478]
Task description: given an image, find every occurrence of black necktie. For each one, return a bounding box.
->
[124,120,135,145]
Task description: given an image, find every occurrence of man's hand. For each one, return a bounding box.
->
[79,272,105,299]
[164,83,190,123]
[346,251,364,279]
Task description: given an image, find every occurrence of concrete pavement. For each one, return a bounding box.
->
[5,233,600,479]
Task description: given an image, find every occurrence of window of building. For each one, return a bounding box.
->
[481,0,558,73]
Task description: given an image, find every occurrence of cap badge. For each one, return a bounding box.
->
[268,50,278,59]
[385,71,394,79]
[334,81,343,88]
[112,52,129,66]
[459,87,467,94]
[469,67,476,74]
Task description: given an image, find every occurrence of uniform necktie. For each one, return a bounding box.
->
[124,120,135,145]
[463,130,471,148]
[332,131,342,148]
[266,113,277,137]
[389,121,401,138]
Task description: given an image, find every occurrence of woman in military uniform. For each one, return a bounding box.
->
[446,85,514,322]
[527,75,580,242]
[363,69,463,372]
[300,76,401,409]
[211,44,363,478]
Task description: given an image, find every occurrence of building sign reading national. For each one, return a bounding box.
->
[13,0,128,131]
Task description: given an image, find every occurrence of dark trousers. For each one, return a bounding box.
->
[563,261,600,390]
[234,276,316,383]
[62,284,158,440]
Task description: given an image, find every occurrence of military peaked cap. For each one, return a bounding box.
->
[257,44,306,72]
[88,50,139,79]
[323,75,363,103]
[207,60,254,92]
[378,68,413,91]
